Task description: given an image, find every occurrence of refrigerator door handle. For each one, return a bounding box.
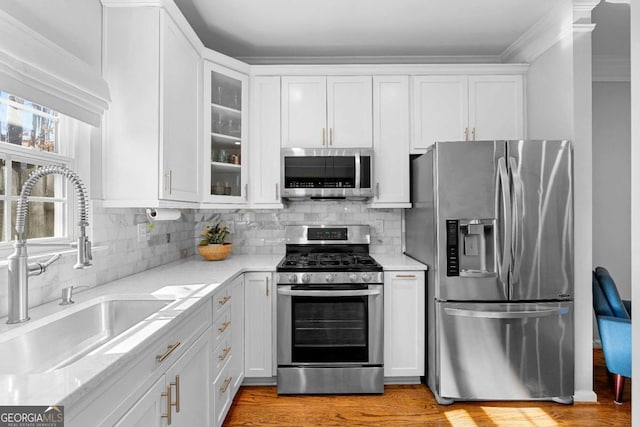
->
[443,306,570,319]
[495,157,512,294]
[509,157,525,286]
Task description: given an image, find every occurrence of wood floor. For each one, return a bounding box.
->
[223,350,630,426]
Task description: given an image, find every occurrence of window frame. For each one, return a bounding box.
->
[0,141,75,256]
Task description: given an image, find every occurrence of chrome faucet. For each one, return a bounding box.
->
[7,165,92,324]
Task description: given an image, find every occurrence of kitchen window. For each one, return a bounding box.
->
[0,91,73,245]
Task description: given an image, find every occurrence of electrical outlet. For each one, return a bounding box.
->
[137,223,150,242]
[180,248,189,258]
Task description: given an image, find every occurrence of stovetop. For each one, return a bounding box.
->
[277,252,383,273]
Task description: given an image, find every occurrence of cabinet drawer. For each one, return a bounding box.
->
[213,334,232,375]
[213,361,234,427]
[213,305,232,345]
[212,284,232,318]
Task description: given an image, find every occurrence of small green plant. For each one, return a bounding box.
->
[200,222,229,246]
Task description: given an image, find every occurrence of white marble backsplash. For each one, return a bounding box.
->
[0,200,403,319]
[195,201,403,256]
[0,200,196,319]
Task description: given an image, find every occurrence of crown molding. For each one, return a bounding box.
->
[250,63,529,77]
[502,0,598,64]
[239,54,504,66]
[593,54,631,81]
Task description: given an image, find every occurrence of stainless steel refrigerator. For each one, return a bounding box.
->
[405,140,574,405]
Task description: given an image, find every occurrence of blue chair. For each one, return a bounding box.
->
[592,266,631,403]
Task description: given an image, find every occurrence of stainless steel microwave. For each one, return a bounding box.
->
[281,148,374,200]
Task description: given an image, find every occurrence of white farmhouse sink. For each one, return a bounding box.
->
[0,298,171,374]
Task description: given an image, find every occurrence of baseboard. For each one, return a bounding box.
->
[574,389,598,402]
[242,377,277,386]
[384,377,422,385]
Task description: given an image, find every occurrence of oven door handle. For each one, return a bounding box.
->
[277,288,381,297]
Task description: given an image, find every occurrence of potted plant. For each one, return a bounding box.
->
[198,222,232,261]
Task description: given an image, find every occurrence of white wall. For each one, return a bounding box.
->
[592,82,631,298]
[526,38,574,139]
[525,28,596,401]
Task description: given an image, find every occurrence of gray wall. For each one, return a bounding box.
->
[592,81,631,299]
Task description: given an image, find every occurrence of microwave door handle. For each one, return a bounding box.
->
[277,288,381,297]
[355,152,361,190]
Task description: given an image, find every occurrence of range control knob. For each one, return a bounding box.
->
[301,273,311,284]
[362,273,372,282]
[325,274,334,283]
[348,273,359,283]
[288,274,298,283]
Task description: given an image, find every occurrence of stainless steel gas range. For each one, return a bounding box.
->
[276,225,384,394]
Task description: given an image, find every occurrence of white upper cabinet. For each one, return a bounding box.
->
[203,63,249,204]
[411,74,524,151]
[102,6,200,207]
[249,76,283,208]
[281,76,372,148]
[371,76,411,208]
[281,76,327,147]
[468,75,524,142]
[327,76,373,147]
[161,14,201,202]
[412,75,468,150]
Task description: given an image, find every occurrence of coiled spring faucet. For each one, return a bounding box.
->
[6,165,92,324]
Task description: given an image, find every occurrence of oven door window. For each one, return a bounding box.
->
[291,294,368,363]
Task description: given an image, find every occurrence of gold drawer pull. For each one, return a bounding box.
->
[218,295,231,307]
[396,274,416,278]
[220,376,233,393]
[218,320,231,334]
[156,341,181,363]
[161,384,173,425]
[218,346,231,361]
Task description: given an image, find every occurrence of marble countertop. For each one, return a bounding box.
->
[0,252,426,406]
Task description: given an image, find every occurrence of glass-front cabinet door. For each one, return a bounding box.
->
[203,62,248,203]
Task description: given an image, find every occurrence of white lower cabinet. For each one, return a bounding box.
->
[115,328,212,427]
[244,272,275,378]
[114,378,165,427]
[211,275,245,426]
[384,270,426,378]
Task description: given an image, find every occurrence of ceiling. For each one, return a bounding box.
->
[174,0,562,64]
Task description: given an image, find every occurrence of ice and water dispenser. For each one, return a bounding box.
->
[446,219,495,277]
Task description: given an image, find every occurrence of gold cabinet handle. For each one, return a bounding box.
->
[472,127,476,141]
[329,128,333,146]
[220,376,233,393]
[161,385,172,425]
[322,128,326,146]
[218,295,231,307]
[265,276,269,297]
[156,341,181,363]
[375,182,380,199]
[218,320,231,334]
[218,346,231,361]
[275,183,279,200]
[245,184,248,201]
[172,375,180,413]
[396,274,417,278]
[464,127,469,141]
